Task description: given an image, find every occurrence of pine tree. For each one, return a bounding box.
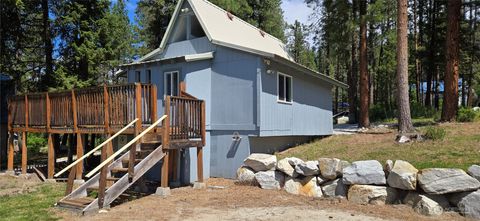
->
[359,0,370,128]
[396,0,414,133]
[441,0,461,121]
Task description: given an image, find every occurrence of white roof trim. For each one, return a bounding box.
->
[185,52,214,62]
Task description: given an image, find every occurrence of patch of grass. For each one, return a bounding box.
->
[423,126,446,140]
[277,121,480,171]
[0,184,64,221]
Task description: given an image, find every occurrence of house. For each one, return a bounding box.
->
[121,0,346,180]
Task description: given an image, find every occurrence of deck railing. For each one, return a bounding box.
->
[167,96,205,143]
[8,83,156,134]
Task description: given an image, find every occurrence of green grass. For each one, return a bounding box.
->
[277,121,480,170]
[0,184,64,221]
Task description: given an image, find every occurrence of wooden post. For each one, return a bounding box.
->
[65,166,76,195]
[98,135,108,209]
[150,85,157,131]
[103,85,113,156]
[161,150,169,187]
[71,89,82,179]
[201,101,206,146]
[7,133,14,172]
[25,95,29,131]
[129,84,142,179]
[46,92,50,132]
[76,134,83,180]
[197,146,203,183]
[47,133,54,179]
[21,132,27,174]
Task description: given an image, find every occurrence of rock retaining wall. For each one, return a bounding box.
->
[236,153,480,219]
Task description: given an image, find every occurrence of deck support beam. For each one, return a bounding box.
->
[197,146,203,183]
[76,133,83,179]
[161,150,169,187]
[7,132,14,172]
[21,132,27,174]
[47,133,54,179]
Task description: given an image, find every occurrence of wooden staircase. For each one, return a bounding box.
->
[57,134,166,214]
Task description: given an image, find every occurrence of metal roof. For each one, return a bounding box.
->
[133,0,347,88]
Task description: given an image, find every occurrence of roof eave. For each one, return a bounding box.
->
[271,55,348,88]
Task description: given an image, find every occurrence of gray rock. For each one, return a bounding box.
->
[286,157,304,167]
[397,135,411,143]
[321,178,348,197]
[276,158,297,177]
[236,166,257,185]
[384,160,393,176]
[403,192,449,216]
[316,176,328,185]
[284,176,323,198]
[244,154,277,172]
[347,185,398,205]
[342,160,386,185]
[295,161,319,176]
[254,170,284,190]
[318,158,341,180]
[448,190,480,219]
[387,160,418,190]
[418,168,480,194]
[467,165,480,182]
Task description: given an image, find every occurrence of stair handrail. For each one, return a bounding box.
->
[86,115,167,178]
[54,118,140,177]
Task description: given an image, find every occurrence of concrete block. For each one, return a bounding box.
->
[156,187,171,197]
[193,182,206,190]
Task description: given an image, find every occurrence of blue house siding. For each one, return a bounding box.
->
[259,61,334,136]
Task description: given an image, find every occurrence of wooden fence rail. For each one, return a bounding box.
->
[168,96,204,141]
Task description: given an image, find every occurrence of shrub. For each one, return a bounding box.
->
[369,104,395,122]
[424,126,446,141]
[410,102,438,119]
[27,133,47,153]
[457,107,477,122]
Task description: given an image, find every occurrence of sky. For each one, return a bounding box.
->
[122,0,314,28]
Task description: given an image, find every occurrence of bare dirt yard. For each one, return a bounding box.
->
[57,178,473,221]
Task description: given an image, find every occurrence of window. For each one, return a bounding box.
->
[146,69,152,83]
[135,71,141,82]
[164,71,179,96]
[277,73,292,103]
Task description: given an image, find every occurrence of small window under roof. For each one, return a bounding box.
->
[190,15,206,38]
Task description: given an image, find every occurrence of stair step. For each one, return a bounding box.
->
[110,168,128,173]
[141,133,162,143]
[106,177,120,181]
[122,158,142,164]
[58,197,95,208]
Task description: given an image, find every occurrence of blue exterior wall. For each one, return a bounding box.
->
[259,61,334,136]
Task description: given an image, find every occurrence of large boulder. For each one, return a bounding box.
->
[418,168,480,194]
[321,178,348,198]
[276,158,297,177]
[244,154,277,172]
[284,176,323,198]
[295,161,320,176]
[342,160,386,185]
[387,160,418,190]
[347,185,398,205]
[403,192,449,216]
[236,166,256,185]
[467,165,480,182]
[254,171,284,190]
[448,190,480,219]
[318,158,342,180]
[286,157,304,167]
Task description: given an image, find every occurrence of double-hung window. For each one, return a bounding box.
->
[164,71,179,96]
[277,73,292,103]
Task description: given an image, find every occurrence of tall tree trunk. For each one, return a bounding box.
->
[348,0,359,124]
[396,0,414,133]
[434,65,440,109]
[359,0,370,128]
[467,3,477,107]
[425,0,437,107]
[42,0,54,90]
[413,0,421,104]
[441,0,461,121]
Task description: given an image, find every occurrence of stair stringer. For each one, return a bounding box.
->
[82,145,166,214]
[58,151,130,202]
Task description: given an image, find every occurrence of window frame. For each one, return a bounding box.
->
[146,69,152,84]
[135,70,141,83]
[277,72,293,104]
[164,71,180,97]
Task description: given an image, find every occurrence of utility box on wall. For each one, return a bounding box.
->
[0,74,14,170]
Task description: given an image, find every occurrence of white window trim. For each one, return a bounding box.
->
[164,71,180,97]
[277,72,293,104]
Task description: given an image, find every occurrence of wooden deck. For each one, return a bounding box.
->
[6,83,206,181]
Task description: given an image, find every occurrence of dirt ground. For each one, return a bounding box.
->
[0,172,42,197]
[56,178,473,221]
